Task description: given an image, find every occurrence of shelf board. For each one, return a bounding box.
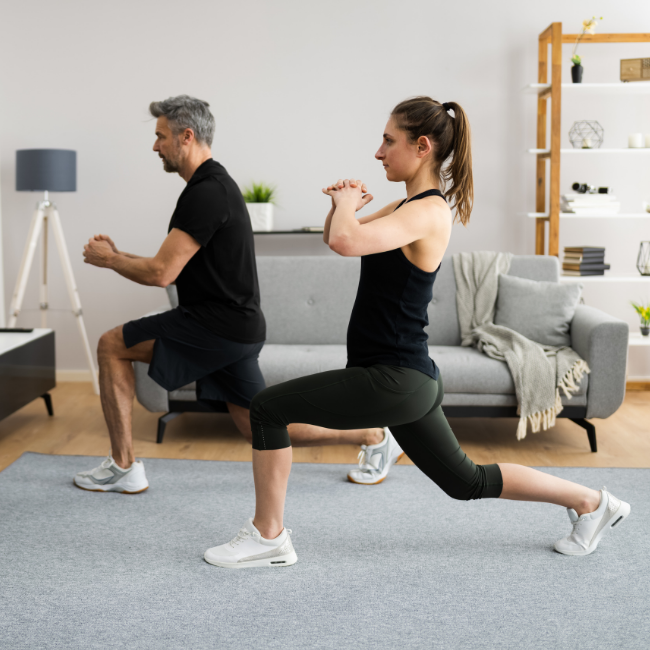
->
[525,213,650,218]
[629,333,650,347]
[560,275,650,283]
[528,148,650,154]
[523,82,650,95]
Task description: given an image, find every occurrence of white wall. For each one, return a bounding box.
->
[0,0,649,376]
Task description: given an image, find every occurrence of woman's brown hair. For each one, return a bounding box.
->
[391,96,473,225]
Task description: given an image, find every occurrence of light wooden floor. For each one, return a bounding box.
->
[0,383,649,472]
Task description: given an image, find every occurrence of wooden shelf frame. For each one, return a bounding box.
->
[533,24,650,257]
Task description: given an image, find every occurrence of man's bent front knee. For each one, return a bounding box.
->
[97,327,124,362]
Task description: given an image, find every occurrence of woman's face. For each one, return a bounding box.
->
[375,116,423,182]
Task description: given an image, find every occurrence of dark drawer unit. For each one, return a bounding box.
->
[0,331,55,421]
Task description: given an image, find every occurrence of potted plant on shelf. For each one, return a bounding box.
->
[631,301,650,337]
[242,182,276,232]
[571,16,603,83]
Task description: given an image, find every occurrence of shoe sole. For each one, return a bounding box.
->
[73,479,149,494]
[347,452,405,485]
[203,551,298,569]
[554,500,631,556]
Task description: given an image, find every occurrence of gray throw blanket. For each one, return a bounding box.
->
[452,251,589,440]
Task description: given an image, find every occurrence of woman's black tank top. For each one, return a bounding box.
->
[346,189,445,379]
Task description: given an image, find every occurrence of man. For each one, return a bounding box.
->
[76,95,396,493]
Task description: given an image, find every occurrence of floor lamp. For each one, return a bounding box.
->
[9,149,99,394]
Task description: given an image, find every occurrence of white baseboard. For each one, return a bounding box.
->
[57,369,93,382]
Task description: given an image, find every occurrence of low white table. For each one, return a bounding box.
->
[0,329,55,421]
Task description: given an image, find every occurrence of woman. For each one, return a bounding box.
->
[204,97,630,568]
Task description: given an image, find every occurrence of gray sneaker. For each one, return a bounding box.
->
[347,427,404,485]
[74,457,149,494]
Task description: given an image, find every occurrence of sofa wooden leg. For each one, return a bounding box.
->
[569,418,597,452]
[157,412,182,444]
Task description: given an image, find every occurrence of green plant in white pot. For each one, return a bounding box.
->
[631,300,650,337]
[242,182,276,232]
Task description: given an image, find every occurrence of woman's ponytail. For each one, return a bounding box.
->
[391,96,474,225]
[441,102,473,226]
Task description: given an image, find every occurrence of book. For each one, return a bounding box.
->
[564,251,605,260]
[561,194,618,202]
[562,203,621,210]
[562,208,621,215]
[563,248,605,255]
[564,256,606,264]
[562,270,607,276]
[564,246,606,253]
[562,263,611,271]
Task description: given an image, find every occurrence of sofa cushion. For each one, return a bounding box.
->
[430,345,587,397]
[256,257,359,345]
[495,275,582,347]
[170,343,587,399]
[425,255,561,346]
[259,344,348,386]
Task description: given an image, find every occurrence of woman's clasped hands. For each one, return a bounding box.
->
[322,178,373,212]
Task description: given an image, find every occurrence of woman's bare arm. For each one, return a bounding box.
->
[326,179,450,259]
[323,179,379,245]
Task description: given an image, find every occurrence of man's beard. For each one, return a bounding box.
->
[160,148,182,173]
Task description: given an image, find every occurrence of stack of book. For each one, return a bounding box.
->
[562,247,610,276]
[561,193,620,216]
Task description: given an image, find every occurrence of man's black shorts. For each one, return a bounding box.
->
[122,307,265,409]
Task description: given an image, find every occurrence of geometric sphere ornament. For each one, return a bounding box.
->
[637,241,650,276]
[569,121,604,149]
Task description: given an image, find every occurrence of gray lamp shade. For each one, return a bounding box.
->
[16,149,77,192]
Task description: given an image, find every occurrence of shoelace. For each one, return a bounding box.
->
[357,447,382,472]
[228,528,261,548]
[228,527,292,548]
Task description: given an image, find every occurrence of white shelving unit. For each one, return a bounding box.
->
[528,148,650,154]
[526,213,650,218]
[629,333,650,347]
[523,82,650,95]
[560,275,650,283]
[525,26,650,387]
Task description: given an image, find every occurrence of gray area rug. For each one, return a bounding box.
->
[0,453,648,650]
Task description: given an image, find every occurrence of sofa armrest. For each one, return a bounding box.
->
[570,305,629,419]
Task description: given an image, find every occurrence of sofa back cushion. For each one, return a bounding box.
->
[257,256,360,344]
[425,255,560,345]
[255,254,561,345]
[495,274,582,347]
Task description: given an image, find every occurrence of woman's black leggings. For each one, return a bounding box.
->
[250,364,503,501]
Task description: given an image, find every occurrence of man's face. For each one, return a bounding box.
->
[153,116,183,173]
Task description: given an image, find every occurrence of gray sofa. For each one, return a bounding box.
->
[134,255,629,450]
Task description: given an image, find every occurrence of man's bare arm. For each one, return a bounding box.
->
[92,234,143,259]
[84,228,201,287]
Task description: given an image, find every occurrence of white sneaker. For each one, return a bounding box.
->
[204,518,298,569]
[73,457,149,494]
[554,487,630,556]
[347,427,404,485]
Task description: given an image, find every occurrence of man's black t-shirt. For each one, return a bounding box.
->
[168,159,266,343]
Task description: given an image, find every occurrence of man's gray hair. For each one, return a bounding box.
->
[149,95,215,147]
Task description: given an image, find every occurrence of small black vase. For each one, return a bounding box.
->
[571,65,583,83]
[641,326,650,337]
